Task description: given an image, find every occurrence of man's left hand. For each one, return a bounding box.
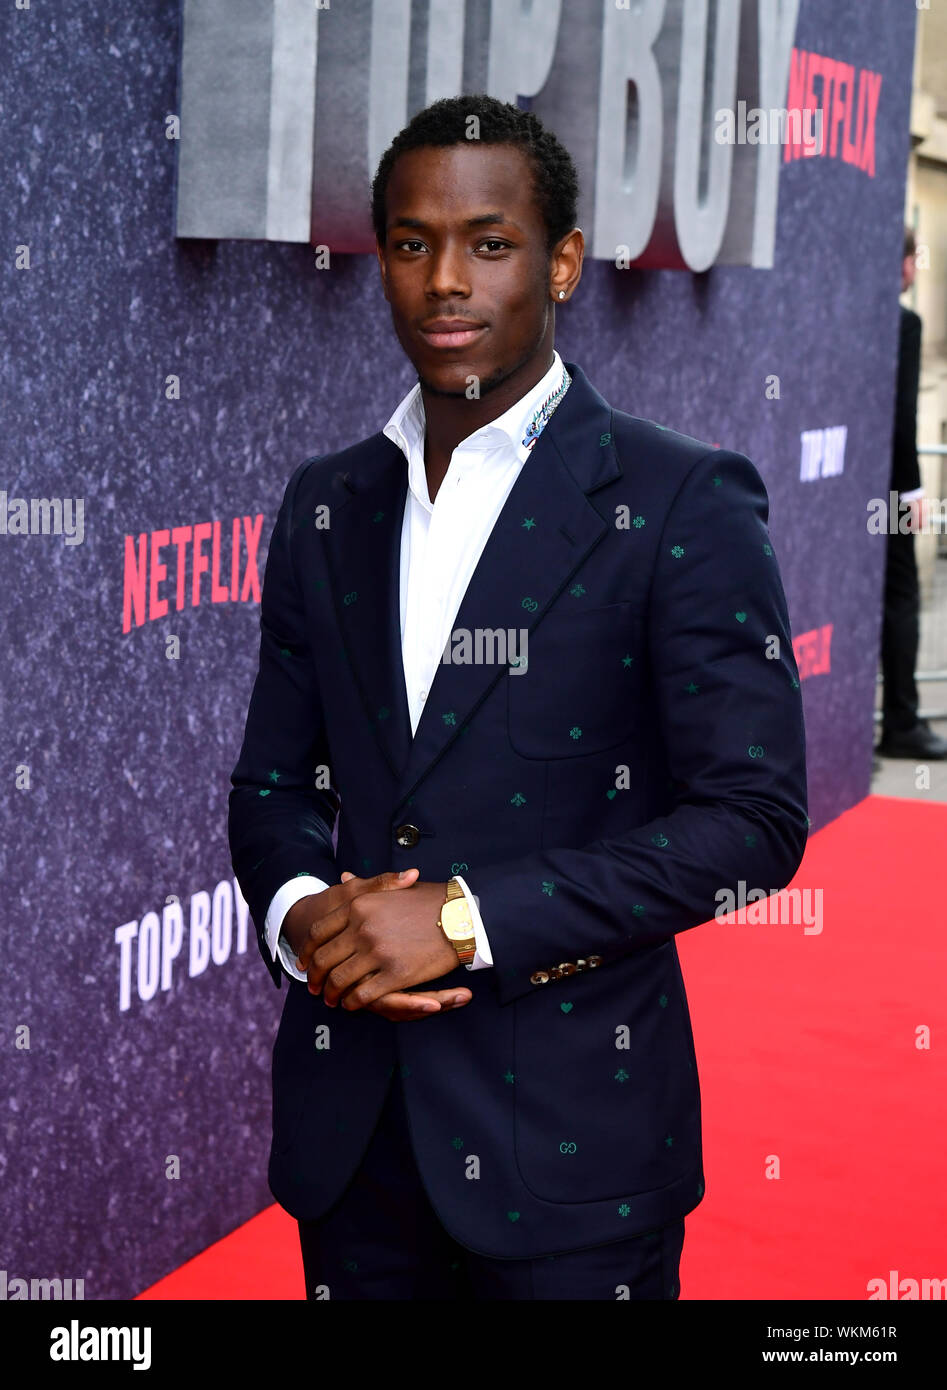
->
[310,871,462,1009]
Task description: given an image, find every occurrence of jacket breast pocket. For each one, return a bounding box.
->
[508,601,645,759]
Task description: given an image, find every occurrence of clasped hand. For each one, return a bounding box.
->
[281,868,473,1022]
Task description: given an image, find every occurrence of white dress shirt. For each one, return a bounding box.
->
[264,350,570,983]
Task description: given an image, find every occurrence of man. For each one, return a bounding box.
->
[876,226,947,760]
[229,95,808,1301]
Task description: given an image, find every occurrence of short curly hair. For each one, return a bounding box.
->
[371,94,579,255]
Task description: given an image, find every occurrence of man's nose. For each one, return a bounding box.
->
[425,245,470,298]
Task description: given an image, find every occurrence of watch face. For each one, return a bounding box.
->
[441,898,473,941]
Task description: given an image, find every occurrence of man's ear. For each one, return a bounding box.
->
[550,226,585,301]
[375,241,389,303]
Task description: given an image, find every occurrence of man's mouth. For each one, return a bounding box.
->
[417,319,487,350]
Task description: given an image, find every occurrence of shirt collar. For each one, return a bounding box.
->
[383,349,568,476]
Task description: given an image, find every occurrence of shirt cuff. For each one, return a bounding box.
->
[452,874,492,970]
[899,486,924,502]
[265,875,330,983]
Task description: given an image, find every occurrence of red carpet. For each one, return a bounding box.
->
[138,794,947,1300]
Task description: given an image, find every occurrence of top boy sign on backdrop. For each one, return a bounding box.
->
[175,0,802,271]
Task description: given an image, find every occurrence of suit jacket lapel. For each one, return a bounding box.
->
[321,362,622,807]
[321,444,414,782]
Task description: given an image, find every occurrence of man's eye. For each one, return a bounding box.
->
[395,240,427,253]
[477,240,510,252]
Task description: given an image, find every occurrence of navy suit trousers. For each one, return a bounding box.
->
[297,1070,685,1301]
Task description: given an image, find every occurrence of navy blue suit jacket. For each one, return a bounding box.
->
[228,361,808,1258]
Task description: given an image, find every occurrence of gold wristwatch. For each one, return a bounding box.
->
[437,877,476,965]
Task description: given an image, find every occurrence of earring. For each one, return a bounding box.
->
[558,290,566,300]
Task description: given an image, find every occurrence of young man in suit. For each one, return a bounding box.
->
[229,95,809,1300]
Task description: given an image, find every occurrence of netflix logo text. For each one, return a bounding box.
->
[122,514,263,633]
[793,623,833,681]
[785,48,882,175]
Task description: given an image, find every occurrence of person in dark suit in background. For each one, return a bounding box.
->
[229,95,809,1301]
[877,226,947,760]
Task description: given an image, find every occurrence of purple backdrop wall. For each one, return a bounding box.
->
[0,2,914,1297]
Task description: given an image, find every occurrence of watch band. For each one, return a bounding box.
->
[438,877,476,966]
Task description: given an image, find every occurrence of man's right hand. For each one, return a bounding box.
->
[281,871,472,1022]
[908,496,927,534]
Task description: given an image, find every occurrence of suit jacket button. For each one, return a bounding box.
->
[587,955,602,968]
[548,965,563,980]
[530,970,550,985]
[394,823,421,848]
[575,959,588,972]
[557,962,576,976]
